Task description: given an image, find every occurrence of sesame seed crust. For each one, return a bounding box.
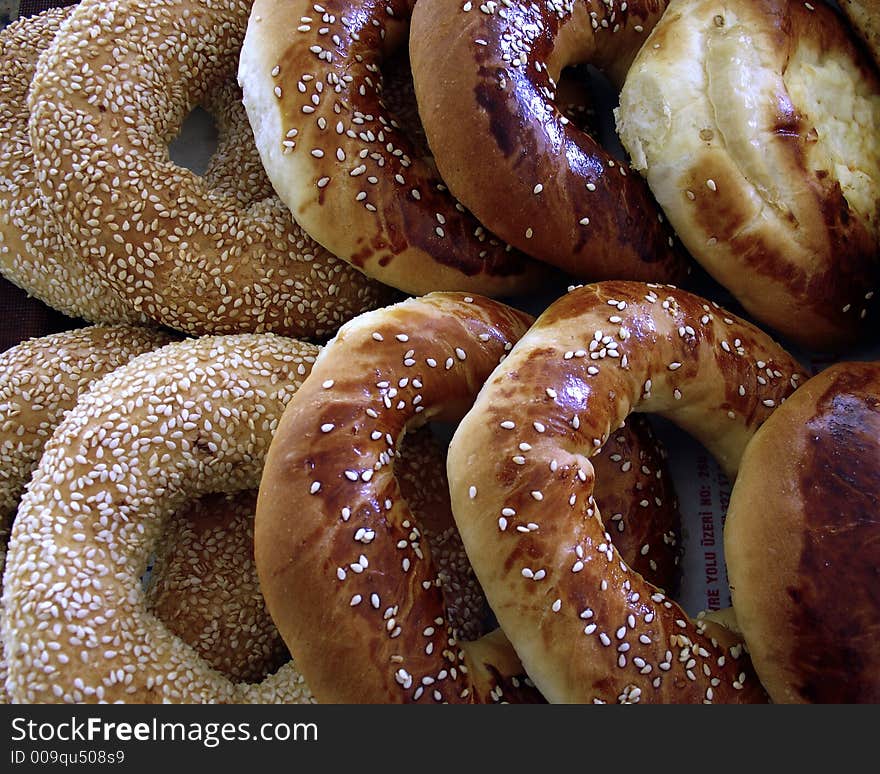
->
[255,292,546,703]
[447,280,807,703]
[26,0,393,341]
[238,0,547,297]
[3,333,319,703]
[409,0,690,283]
[0,325,176,518]
[0,324,173,704]
[0,8,145,325]
[144,490,293,684]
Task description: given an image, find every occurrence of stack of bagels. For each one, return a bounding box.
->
[0,0,877,704]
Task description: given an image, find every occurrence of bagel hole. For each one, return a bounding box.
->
[644,415,733,618]
[557,64,628,162]
[399,423,500,642]
[380,48,430,157]
[141,490,292,685]
[168,106,218,176]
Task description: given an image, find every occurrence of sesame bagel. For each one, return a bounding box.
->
[408,0,690,284]
[725,360,880,703]
[238,0,548,297]
[447,280,808,704]
[0,7,143,325]
[255,293,545,703]
[615,0,880,351]
[0,325,176,519]
[0,324,174,703]
[2,333,319,703]
[255,291,684,702]
[26,0,393,341]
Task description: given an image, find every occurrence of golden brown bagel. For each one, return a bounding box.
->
[255,293,542,703]
[255,291,684,702]
[2,334,319,703]
[725,360,880,704]
[447,280,807,703]
[615,0,880,351]
[26,0,393,341]
[0,8,143,324]
[238,0,548,297]
[409,0,689,284]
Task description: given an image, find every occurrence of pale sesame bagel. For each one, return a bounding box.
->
[144,490,291,685]
[0,8,144,325]
[26,0,393,341]
[447,280,808,704]
[255,293,546,703]
[839,0,880,66]
[2,334,319,703]
[0,325,176,520]
[725,360,880,703]
[0,323,174,703]
[615,0,880,351]
[144,425,480,687]
[408,0,690,284]
[237,0,548,297]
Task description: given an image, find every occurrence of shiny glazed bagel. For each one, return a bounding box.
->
[725,360,880,704]
[26,0,393,341]
[238,0,547,297]
[0,8,143,324]
[255,293,541,703]
[615,0,880,351]
[2,334,319,703]
[408,0,689,284]
[447,280,807,703]
[255,291,684,702]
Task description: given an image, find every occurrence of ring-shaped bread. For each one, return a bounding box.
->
[408,0,689,284]
[26,0,393,340]
[446,280,807,704]
[255,293,541,703]
[2,333,319,703]
[615,0,880,350]
[238,0,547,297]
[725,360,880,703]
[0,324,174,704]
[0,8,143,324]
[255,291,684,702]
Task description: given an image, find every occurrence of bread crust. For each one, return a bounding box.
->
[238,0,547,297]
[409,0,690,283]
[725,360,880,703]
[616,0,880,350]
[447,280,806,703]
